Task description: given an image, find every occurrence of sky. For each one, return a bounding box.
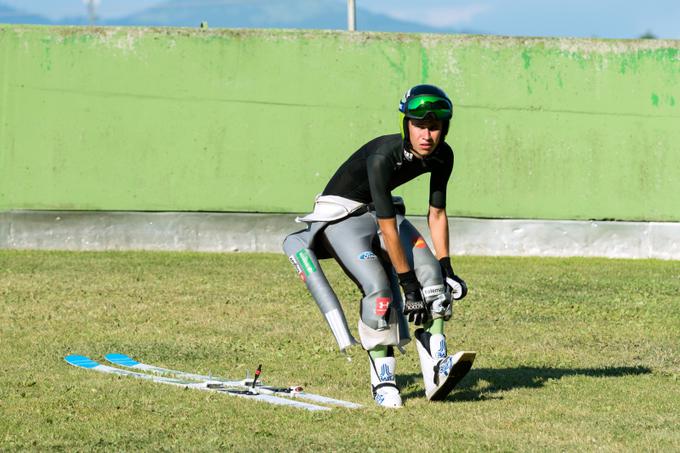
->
[362,0,680,39]
[2,0,680,39]
[0,0,150,19]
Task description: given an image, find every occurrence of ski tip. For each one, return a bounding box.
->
[452,351,477,363]
[462,351,477,363]
[65,355,99,369]
[104,353,140,367]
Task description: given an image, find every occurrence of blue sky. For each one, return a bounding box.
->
[363,0,680,38]
[3,0,680,39]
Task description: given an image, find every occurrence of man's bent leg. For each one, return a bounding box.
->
[395,216,476,400]
[323,214,407,407]
[283,229,358,352]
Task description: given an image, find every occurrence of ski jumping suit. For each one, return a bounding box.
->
[283,133,454,351]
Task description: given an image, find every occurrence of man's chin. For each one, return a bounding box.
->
[415,147,434,157]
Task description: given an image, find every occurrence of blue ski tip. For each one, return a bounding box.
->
[65,355,99,369]
[105,353,140,367]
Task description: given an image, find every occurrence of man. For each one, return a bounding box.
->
[283,84,475,408]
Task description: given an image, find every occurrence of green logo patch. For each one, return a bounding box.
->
[295,249,317,276]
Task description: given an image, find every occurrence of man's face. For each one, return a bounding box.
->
[408,118,443,157]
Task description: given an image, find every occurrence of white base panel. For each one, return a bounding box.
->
[1,211,679,260]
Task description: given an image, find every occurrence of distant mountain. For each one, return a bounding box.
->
[0,0,463,34]
[0,2,50,25]
[109,0,456,33]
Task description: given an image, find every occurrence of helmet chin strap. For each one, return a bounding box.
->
[409,145,426,159]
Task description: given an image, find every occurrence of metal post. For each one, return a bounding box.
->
[347,0,356,31]
[86,0,97,26]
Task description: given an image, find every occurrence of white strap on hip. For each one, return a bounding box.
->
[295,195,366,223]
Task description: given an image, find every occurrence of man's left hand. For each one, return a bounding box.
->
[439,257,468,301]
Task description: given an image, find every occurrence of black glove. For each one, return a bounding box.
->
[398,270,430,325]
[439,257,468,301]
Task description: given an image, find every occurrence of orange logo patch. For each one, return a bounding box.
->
[413,236,427,249]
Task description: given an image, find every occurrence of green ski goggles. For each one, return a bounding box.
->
[404,95,453,120]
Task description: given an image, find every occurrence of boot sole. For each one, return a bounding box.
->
[429,351,476,401]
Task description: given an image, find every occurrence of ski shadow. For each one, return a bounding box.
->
[397,365,652,403]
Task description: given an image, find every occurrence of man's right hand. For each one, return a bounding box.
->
[398,270,430,325]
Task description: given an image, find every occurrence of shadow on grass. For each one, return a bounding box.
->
[398,365,652,402]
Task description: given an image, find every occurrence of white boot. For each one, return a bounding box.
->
[415,328,476,401]
[368,355,402,408]
[429,332,448,360]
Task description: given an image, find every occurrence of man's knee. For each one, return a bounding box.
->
[415,259,443,288]
[357,288,411,350]
[282,231,305,256]
[360,288,394,330]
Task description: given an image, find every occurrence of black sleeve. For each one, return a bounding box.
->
[429,149,453,209]
[367,153,396,218]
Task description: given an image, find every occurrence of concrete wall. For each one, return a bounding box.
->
[3,211,679,260]
[1,25,680,221]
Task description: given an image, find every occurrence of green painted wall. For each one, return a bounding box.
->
[1,26,679,221]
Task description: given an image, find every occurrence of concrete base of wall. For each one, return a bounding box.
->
[1,211,679,260]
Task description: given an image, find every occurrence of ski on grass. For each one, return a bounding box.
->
[64,355,330,412]
[104,353,361,409]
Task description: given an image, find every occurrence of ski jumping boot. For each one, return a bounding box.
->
[368,355,402,408]
[414,328,476,401]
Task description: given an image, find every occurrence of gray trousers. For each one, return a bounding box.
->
[283,210,445,350]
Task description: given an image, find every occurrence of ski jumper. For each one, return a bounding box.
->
[283,133,454,351]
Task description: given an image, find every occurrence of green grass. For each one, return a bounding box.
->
[1,250,678,451]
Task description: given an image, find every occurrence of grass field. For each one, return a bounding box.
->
[1,250,679,451]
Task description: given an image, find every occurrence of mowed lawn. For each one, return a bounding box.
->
[1,250,678,451]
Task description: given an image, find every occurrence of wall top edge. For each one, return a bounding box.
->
[3,210,680,226]
[1,23,679,51]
